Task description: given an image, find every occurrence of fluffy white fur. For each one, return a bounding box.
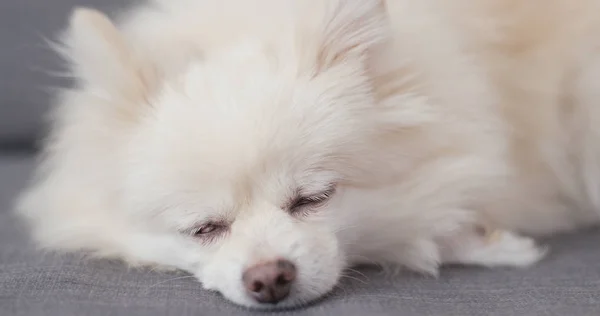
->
[16,0,600,308]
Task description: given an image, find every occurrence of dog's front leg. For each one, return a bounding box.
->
[437,224,548,268]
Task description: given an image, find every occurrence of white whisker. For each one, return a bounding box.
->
[144,275,196,290]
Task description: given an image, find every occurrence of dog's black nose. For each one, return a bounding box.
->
[242,259,296,304]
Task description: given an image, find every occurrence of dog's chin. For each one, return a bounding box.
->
[242,294,333,311]
[202,273,341,311]
[221,285,338,311]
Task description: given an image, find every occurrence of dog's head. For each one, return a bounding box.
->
[21,0,396,308]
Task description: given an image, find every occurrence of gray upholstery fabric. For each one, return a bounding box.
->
[0,0,128,145]
[1,155,600,316]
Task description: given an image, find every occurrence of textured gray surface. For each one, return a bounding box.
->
[0,0,129,145]
[1,155,600,316]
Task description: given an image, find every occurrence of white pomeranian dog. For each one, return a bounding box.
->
[15,0,600,308]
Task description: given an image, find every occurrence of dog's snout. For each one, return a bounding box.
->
[242,259,297,304]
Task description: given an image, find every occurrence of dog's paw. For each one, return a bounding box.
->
[468,230,547,267]
[440,227,547,268]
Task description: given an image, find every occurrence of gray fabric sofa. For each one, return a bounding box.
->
[1,1,600,315]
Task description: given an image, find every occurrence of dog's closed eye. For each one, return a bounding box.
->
[192,223,221,235]
[186,222,229,244]
[288,185,336,216]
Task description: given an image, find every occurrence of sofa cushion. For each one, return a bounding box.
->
[1,154,600,316]
[0,0,127,146]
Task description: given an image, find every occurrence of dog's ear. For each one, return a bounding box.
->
[64,8,152,101]
[316,0,388,71]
